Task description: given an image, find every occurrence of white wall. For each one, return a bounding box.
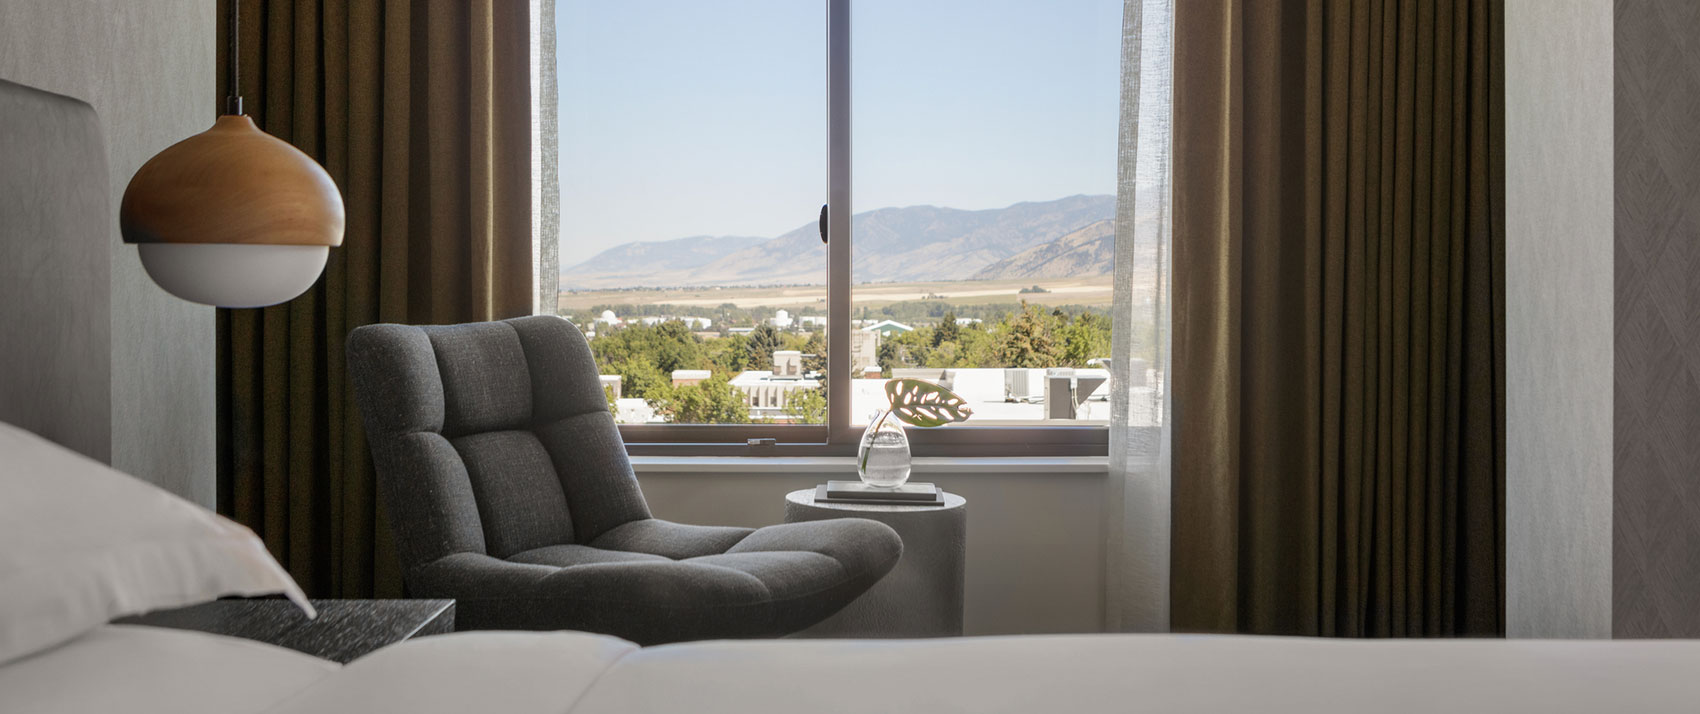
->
[635,459,1109,636]
[1503,0,1614,638]
[0,2,216,505]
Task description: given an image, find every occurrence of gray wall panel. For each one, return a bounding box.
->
[0,2,215,505]
[0,82,111,464]
[1505,0,1615,639]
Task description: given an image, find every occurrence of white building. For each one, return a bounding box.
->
[861,319,912,338]
[770,309,793,329]
[598,374,622,400]
[595,309,620,327]
[850,367,1118,425]
[850,330,880,375]
[728,350,819,418]
[671,369,711,387]
[772,350,803,377]
[730,371,819,418]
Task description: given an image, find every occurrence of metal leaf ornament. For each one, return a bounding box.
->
[883,378,974,427]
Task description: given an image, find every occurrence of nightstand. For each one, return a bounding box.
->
[784,487,967,638]
[116,598,454,663]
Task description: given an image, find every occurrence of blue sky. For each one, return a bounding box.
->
[557,0,1124,268]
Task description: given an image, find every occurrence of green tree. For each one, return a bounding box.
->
[781,387,827,423]
[934,311,961,348]
[876,339,905,374]
[799,332,827,374]
[959,323,999,367]
[996,301,1060,368]
[649,320,702,373]
[747,323,781,369]
[608,358,669,401]
[926,340,961,368]
[1058,312,1112,366]
[704,333,751,374]
[658,375,750,424]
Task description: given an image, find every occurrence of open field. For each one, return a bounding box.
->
[557,276,1120,314]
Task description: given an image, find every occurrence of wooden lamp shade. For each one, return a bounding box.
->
[120,115,344,248]
[119,114,344,308]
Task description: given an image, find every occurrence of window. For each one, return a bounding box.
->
[551,0,1119,456]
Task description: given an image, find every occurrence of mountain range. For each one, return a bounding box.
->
[560,194,1116,289]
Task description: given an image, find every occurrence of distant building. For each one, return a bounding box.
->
[850,330,880,374]
[670,369,712,387]
[953,317,983,326]
[797,315,828,329]
[595,309,620,326]
[773,350,803,377]
[731,374,818,418]
[849,367,1115,426]
[770,309,793,329]
[726,326,755,335]
[861,319,912,338]
[611,397,657,424]
[598,374,622,400]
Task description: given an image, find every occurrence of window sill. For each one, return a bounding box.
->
[629,455,1110,475]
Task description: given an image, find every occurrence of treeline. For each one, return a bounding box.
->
[877,304,1110,372]
[586,302,1112,424]
[854,299,1104,328]
[567,302,824,329]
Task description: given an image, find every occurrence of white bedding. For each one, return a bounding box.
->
[10,626,1700,714]
[0,625,333,714]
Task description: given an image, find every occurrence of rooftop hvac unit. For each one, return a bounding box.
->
[1004,368,1046,403]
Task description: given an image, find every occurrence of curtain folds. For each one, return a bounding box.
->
[1166,0,1504,636]
[216,0,536,597]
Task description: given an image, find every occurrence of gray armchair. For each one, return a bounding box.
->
[347,316,901,645]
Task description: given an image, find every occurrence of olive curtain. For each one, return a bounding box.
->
[215,0,536,597]
[1169,0,1505,636]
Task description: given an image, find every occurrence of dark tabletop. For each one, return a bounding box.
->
[116,598,455,664]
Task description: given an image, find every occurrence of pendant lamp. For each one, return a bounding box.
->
[120,1,344,308]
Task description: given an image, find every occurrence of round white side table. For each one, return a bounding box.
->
[783,487,966,638]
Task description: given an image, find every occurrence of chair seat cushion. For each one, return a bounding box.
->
[589,519,753,560]
[413,517,903,645]
[508,544,668,568]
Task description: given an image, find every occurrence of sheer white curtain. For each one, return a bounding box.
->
[1105,0,1172,633]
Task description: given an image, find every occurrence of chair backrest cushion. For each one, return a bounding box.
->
[348,316,650,572]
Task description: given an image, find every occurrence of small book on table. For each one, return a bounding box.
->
[815,480,945,506]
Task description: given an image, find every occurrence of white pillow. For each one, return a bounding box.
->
[0,421,312,664]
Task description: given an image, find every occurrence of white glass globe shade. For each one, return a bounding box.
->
[137,243,329,308]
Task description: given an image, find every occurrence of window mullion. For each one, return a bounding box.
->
[826,0,853,444]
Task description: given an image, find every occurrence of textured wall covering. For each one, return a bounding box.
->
[1504,0,1614,638]
[0,82,111,465]
[0,2,215,505]
[1614,0,1700,639]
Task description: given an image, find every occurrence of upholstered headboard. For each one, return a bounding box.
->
[0,78,112,462]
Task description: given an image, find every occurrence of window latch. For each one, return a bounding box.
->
[747,438,778,448]
[818,204,828,244]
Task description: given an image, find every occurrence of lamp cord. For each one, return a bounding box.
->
[226,0,243,115]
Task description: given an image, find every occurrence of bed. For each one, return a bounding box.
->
[6,624,1700,713]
